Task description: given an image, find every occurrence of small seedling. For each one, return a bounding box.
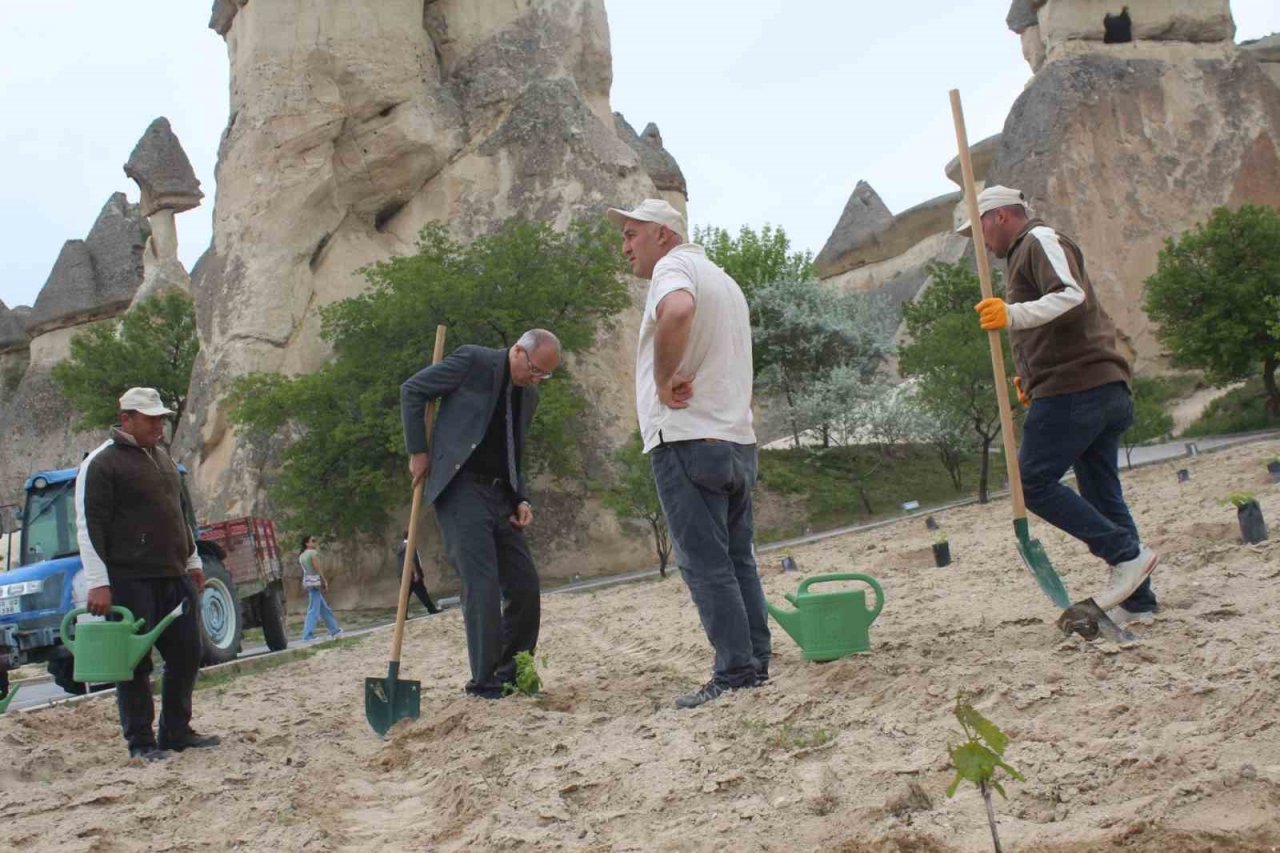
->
[945,692,1024,853]
[1221,492,1257,509]
[502,650,543,697]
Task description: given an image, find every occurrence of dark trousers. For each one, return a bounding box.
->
[650,440,771,689]
[109,575,203,750]
[1019,381,1157,612]
[434,476,540,695]
[407,575,440,614]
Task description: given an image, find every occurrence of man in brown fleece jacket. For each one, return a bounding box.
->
[960,186,1159,620]
[75,387,220,761]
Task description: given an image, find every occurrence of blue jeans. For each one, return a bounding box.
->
[651,439,771,688]
[1019,381,1157,612]
[302,588,341,639]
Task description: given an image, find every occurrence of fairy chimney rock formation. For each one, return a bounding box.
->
[26,193,147,337]
[183,0,666,586]
[124,118,203,218]
[1241,33,1280,89]
[124,118,201,305]
[813,182,895,278]
[0,303,27,354]
[945,134,1002,188]
[614,114,688,216]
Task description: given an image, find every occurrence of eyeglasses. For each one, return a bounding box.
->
[521,349,554,380]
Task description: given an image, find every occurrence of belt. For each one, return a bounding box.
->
[459,471,511,490]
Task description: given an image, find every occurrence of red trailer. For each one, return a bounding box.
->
[196,516,289,661]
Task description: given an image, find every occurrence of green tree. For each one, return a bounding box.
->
[229,218,629,541]
[1144,204,1280,415]
[603,431,671,576]
[793,368,925,514]
[1121,376,1176,468]
[694,223,813,305]
[51,291,199,442]
[753,278,896,446]
[899,261,1017,503]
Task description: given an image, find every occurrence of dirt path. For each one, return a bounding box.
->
[3,442,1280,851]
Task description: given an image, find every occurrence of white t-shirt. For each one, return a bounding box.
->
[635,244,756,453]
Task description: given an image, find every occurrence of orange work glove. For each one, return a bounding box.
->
[974,297,1009,331]
[1012,376,1031,407]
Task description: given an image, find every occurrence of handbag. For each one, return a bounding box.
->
[302,573,323,590]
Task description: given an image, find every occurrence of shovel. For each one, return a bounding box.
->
[949,92,1134,644]
[365,323,447,736]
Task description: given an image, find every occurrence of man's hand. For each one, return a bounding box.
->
[509,501,533,530]
[87,585,112,616]
[974,297,1009,331]
[658,372,694,410]
[409,452,430,484]
[189,569,206,592]
[412,570,423,583]
[1012,376,1031,407]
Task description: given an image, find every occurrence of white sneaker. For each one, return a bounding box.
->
[1095,546,1159,611]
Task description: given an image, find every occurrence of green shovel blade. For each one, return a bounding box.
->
[364,662,420,737]
[1013,518,1070,609]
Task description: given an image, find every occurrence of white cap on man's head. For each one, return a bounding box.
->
[606,199,687,240]
[119,387,175,417]
[955,185,1029,236]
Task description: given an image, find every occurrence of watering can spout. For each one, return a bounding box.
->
[765,600,803,646]
[129,602,185,670]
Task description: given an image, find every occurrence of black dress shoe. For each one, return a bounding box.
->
[128,745,171,762]
[158,732,222,752]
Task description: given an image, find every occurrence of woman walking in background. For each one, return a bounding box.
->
[299,535,343,642]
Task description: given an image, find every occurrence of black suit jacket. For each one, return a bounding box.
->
[400,345,539,506]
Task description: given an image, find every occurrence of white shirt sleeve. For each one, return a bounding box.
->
[186,545,204,573]
[74,442,113,590]
[645,256,696,322]
[1005,226,1086,331]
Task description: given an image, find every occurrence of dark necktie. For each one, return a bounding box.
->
[505,383,518,490]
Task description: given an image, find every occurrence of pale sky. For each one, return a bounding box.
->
[2,2,1278,310]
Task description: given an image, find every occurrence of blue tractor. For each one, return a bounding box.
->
[0,465,288,698]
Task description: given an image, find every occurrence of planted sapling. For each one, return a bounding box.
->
[945,692,1024,853]
[502,650,544,697]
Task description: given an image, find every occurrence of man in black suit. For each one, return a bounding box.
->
[400,328,559,698]
[396,531,441,614]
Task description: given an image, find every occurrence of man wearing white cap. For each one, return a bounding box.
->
[959,186,1158,621]
[75,387,219,760]
[606,199,770,709]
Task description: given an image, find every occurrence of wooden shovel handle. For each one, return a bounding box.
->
[389,324,448,664]
[948,90,1027,519]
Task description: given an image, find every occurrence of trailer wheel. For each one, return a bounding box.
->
[260,585,289,652]
[199,556,242,665]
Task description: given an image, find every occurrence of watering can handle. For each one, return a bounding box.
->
[795,573,884,619]
[59,605,139,649]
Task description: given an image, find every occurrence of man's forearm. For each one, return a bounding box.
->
[653,298,693,384]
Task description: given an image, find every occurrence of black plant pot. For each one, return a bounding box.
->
[1239,500,1268,544]
[1176,468,1190,484]
[1268,461,1280,483]
[933,542,952,567]
[781,555,798,574]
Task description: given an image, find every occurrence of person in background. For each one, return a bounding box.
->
[298,535,343,642]
[396,531,442,615]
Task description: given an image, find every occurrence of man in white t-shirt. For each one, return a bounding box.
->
[607,198,771,709]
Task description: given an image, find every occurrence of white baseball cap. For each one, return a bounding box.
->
[955,185,1029,236]
[119,387,175,417]
[606,199,687,240]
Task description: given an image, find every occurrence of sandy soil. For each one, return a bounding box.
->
[4,442,1280,852]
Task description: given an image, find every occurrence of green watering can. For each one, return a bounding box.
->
[59,603,184,683]
[0,682,17,715]
[767,572,885,662]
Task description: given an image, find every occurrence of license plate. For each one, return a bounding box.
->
[0,598,19,616]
